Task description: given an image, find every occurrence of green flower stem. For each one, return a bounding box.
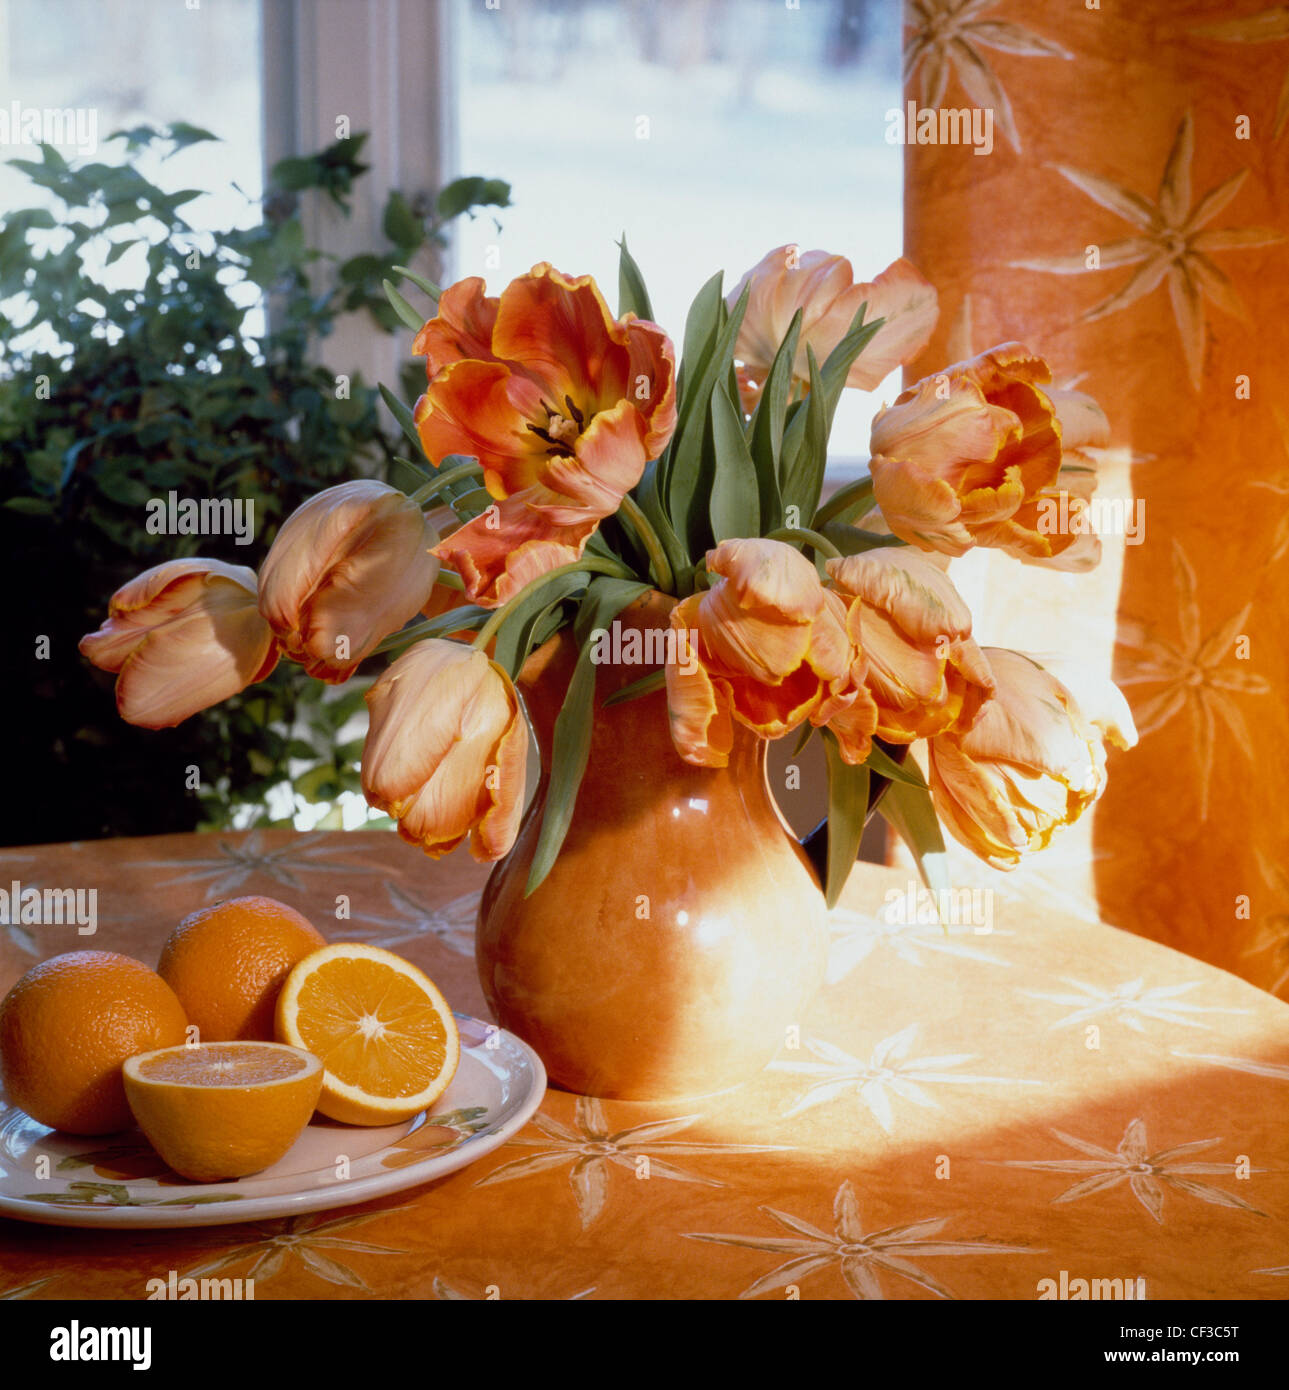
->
[410,460,484,507]
[470,556,635,653]
[812,475,875,529]
[616,492,674,594]
[435,569,465,590]
[765,526,843,560]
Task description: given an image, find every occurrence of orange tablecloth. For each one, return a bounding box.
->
[1,829,1287,1301]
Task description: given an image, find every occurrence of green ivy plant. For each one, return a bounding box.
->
[0,124,509,845]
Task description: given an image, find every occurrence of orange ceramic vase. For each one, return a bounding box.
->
[476,592,831,1100]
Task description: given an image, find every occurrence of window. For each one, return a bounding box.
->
[454,0,903,473]
[0,0,263,233]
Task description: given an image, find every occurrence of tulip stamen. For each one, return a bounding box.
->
[525,420,577,458]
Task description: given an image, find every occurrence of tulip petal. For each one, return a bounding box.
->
[491,263,629,415]
[665,597,734,767]
[840,257,940,389]
[414,359,548,484]
[413,277,501,377]
[258,480,440,682]
[432,491,598,608]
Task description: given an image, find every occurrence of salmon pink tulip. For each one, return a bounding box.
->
[257,481,440,683]
[826,548,994,742]
[728,247,938,414]
[361,639,528,862]
[665,538,877,768]
[79,559,278,729]
[926,647,1137,869]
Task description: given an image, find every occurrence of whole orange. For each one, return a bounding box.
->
[0,951,188,1134]
[157,896,326,1043]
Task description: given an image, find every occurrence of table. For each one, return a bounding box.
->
[1,829,1287,1301]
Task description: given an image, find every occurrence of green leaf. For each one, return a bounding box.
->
[663,269,724,496]
[382,278,424,332]
[490,570,588,678]
[616,235,654,322]
[668,283,749,553]
[435,175,511,221]
[526,578,649,896]
[378,382,423,455]
[790,722,816,757]
[746,306,802,531]
[382,190,423,250]
[708,380,759,542]
[813,474,875,529]
[878,778,950,897]
[863,741,927,789]
[103,239,138,267]
[448,485,494,522]
[165,121,220,153]
[4,497,53,516]
[632,458,691,583]
[822,732,871,910]
[780,344,828,521]
[600,669,665,708]
[817,521,905,556]
[391,264,442,305]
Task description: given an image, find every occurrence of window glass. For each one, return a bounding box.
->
[455,0,903,472]
[0,0,263,233]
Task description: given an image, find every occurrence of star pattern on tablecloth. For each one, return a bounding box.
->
[135,830,386,898]
[180,1208,411,1291]
[995,1119,1267,1223]
[1012,110,1283,388]
[770,1025,1039,1134]
[345,884,477,955]
[686,1178,1033,1300]
[1171,1048,1289,1082]
[1020,975,1249,1033]
[431,1276,596,1300]
[474,1097,791,1230]
[825,906,1009,985]
[903,0,1072,154]
[0,1274,59,1300]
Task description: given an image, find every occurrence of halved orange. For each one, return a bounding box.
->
[123,1041,322,1182]
[274,943,460,1126]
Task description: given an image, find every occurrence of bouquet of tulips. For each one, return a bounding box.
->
[81,240,1136,907]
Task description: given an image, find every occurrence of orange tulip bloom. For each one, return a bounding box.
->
[258,481,440,683]
[665,538,877,768]
[927,647,1137,869]
[413,266,678,606]
[79,559,278,729]
[869,343,1077,560]
[825,548,994,742]
[728,247,939,414]
[1015,386,1112,573]
[362,640,528,862]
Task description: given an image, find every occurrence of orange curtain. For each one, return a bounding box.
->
[900,1,1289,994]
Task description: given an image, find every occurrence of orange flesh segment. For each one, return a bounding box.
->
[292,958,448,1100]
[137,1045,309,1087]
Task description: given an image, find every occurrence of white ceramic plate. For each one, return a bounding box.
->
[0,1014,545,1229]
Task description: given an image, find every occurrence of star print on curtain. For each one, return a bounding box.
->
[898,0,1289,996]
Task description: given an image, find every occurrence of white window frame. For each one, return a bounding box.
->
[260,0,458,387]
